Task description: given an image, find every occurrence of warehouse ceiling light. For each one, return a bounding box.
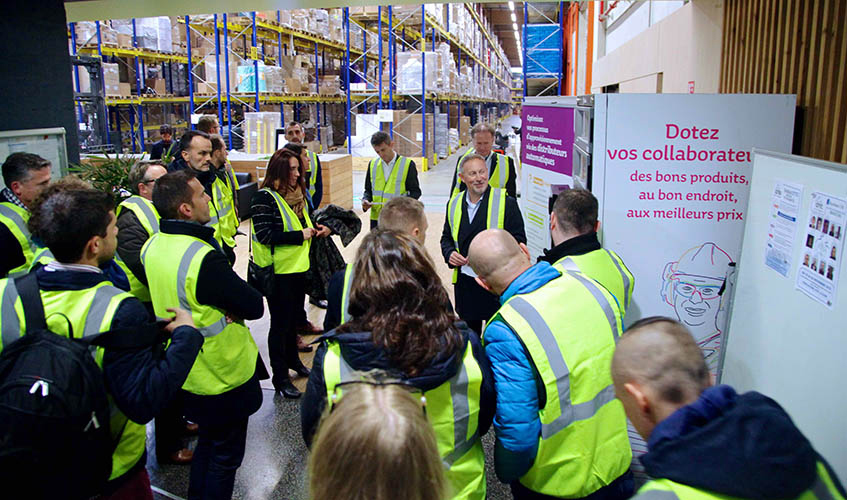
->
[511,12,516,22]
[512,22,518,31]
[509,2,516,11]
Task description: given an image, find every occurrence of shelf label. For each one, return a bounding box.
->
[377,110,393,122]
[250,46,259,60]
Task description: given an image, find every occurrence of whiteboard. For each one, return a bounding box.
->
[722,149,847,476]
[0,128,69,189]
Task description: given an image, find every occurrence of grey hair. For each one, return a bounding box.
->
[459,154,487,173]
[470,122,496,138]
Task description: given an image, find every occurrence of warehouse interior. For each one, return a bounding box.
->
[0,0,845,498]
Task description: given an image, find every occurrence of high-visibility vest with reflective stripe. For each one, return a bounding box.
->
[555,248,634,316]
[207,176,234,247]
[115,196,161,302]
[28,246,55,271]
[141,232,258,395]
[306,150,320,199]
[0,202,35,277]
[486,268,630,497]
[634,461,845,500]
[0,278,146,481]
[322,339,486,500]
[340,263,354,324]
[453,150,510,197]
[369,155,412,221]
[218,167,240,247]
[447,189,506,283]
[116,195,160,235]
[250,188,313,275]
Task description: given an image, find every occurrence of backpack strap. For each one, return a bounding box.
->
[13,272,47,334]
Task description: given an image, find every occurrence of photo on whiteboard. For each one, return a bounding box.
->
[661,242,733,369]
[803,254,810,267]
[806,234,815,249]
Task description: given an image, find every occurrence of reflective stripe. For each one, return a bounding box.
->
[508,296,617,439]
[176,241,206,310]
[636,491,680,500]
[448,192,463,248]
[198,316,228,338]
[1,280,21,346]
[605,250,631,310]
[120,197,159,233]
[393,158,405,196]
[266,189,295,229]
[341,264,354,323]
[812,476,835,500]
[557,257,580,272]
[564,270,620,341]
[0,204,33,248]
[496,154,507,188]
[308,152,319,196]
[443,358,475,467]
[370,159,383,201]
[488,188,503,227]
[82,286,126,338]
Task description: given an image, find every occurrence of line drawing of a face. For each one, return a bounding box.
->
[662,242,733,346]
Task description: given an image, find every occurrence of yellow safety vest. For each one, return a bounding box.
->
[0,278,146,481]
[323,339,487,500]
[115,196,161,302]
[485,269,631,497]
[555,248,634,316]
[306,150,320,199]
[250,188,313,275]
[141,231,258,395]
[0,202,35,277]
[207,175,235,248]
[634,461,845,500]
[218,166,240,248]
[28,246,55,270]
[339,263,354,324]
[452,150,509,197]
[368,155,412,221]
[447,188,506,283]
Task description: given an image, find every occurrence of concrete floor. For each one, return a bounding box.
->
[148,146,516,499]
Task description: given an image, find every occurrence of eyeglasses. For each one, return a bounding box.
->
[141,179,156,185]
[675,281,722,300]
[330,379,427,415]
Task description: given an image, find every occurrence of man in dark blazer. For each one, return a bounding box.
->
[449,123,518,198]
[441,154,526,334]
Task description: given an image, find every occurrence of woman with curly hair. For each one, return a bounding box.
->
[301,230,494,500]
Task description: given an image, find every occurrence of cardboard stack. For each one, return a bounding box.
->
[395,51,438,94]
[317,154,353,209]
[459,116,471,144]
[102,63,122,96]
[393,111,433,160]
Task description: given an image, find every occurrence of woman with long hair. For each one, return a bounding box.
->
[250,148,330,398]
[308,382,447,500]
[302,230,494,500]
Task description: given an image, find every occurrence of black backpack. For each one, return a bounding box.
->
[0,272,161,499]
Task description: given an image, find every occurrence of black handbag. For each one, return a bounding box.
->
[247,233,275,296]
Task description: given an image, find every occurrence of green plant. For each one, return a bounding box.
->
[161,142,178,165]
[69,154,137,200]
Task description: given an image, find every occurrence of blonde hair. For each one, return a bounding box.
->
[308,383,447,500]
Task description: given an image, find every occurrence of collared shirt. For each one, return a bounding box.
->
[379,152,399,181]
[461,194,483,278]
[44,261,102,274]
[1,187,27,210]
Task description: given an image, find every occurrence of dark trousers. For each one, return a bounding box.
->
[223,244,236,266]
[454,272,501,335]
[267,272,306,388]
[187,416,249,500]
[510,470,634,500]
[155,391,186,458]
[369,218,378,230]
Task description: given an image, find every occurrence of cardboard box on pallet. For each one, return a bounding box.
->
[318,154,353,209]
[459,116,471,144]
[103,63,121,96]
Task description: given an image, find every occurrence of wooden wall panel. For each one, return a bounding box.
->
[721,0,847,163]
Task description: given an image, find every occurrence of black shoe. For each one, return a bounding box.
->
[293,364,311,378]
[276,380,301,399]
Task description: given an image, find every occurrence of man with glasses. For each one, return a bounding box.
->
[661,242,733,371]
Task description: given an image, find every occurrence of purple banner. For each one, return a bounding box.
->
[521,106,575,176]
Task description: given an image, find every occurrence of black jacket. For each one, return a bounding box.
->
[537,231,602,264]
[300,323,495,447]
[157,220,267,423]
[440,187,526,266]
[641,385,846,499]
[150,139,173,161]
[168,156,217,198]
[363,157,421,201]
[115,210,150,287]
[450,153,518,199]
[304,205,361,301]
[31,266,204,425]
[0,222,25,278]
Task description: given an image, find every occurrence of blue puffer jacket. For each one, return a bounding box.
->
[483,262,561,483]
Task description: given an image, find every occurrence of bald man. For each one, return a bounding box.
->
[469,229,633,500]
[612,318,846,500]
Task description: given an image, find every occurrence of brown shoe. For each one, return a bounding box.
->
[297,335,314,353]
[160,448,193,465]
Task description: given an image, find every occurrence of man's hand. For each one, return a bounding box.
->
[362,199,372,212]
[315,224,331,238]
[162,307,195,333]
[448,251,469,267]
